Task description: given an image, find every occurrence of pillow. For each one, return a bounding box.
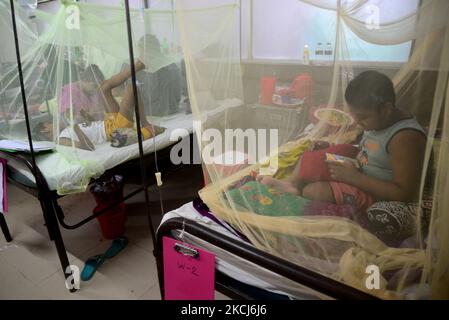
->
[298,144,360,183]
[365,201,432,247]
[303,201,370,229]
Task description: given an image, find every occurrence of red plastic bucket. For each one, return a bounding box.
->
[259,77,276,105]
[95,203,126,239]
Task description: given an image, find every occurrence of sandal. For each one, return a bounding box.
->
[81,254,104,281]
[81,236,128,281]
[103,236,128,259]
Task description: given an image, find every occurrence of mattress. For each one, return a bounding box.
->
[160,202,335,300]
[7,112,194,191]
[4,98,243,192]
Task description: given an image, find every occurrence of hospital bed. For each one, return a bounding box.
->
[3,112,194,191]
[0,97,243,291]
[155,200,379,300]
[0,112,195,290]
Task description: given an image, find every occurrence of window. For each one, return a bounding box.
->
[249,0,419,63]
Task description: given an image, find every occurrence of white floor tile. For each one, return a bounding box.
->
[1,165,213,300]
[139,284,162,300]
[0,260,50,299]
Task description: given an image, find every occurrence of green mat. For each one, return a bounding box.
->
[227,181,310,217]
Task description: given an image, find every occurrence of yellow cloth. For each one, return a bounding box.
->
[104,112,157,140]
[104,112,133,140]
[273,139,311,180]
[272,128,362,180]
[141,127,152,140]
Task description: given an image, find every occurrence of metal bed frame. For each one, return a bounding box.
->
[0,0,180,292]
[0,133,194,292]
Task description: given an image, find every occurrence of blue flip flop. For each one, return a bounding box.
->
[81,236,128,281]
[81,254,105,281]
[103,236,128,259]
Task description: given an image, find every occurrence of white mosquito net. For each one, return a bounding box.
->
[175,0,449,299]
[0,0,185,194]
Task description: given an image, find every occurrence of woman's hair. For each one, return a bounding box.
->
[33,122,51,141]
[345,70,396,110]
[138,34,162,55]
[80,64,105,84]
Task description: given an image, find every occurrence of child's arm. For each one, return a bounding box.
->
[328,130,426,202]
[118,60,146,80]
[80,109,95,124]
[59,137,93,151]
[101,61,146,91]
[58,124,96,151]
[73,124,96,151]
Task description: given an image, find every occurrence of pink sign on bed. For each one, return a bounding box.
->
[163,236,215,300]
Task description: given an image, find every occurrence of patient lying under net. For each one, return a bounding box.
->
[258,71,427,212]
[34,63,165,151]
[134,34,182,117]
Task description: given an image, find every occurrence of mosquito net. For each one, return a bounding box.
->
[176,0,449,299]
[0,0,185,194]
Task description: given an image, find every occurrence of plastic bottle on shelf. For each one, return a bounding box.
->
[259,76,277,105]
[315,42,324,57]
[303,45,310,65]
[325,42,333,60]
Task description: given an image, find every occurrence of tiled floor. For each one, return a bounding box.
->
[0,164,229,300]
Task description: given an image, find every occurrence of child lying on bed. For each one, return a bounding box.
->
[259,71,427,211]
[35,67,164,151]
[59,64,106,123]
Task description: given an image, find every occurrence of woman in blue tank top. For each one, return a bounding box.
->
[316,71,427,210]
[259,71,427,212]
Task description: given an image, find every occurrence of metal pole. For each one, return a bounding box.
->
[9,0,39,180]
[123,0,157,247]
[10,0,75,292]
[0,55,11,129]
[249,0,253,60]
[239,0,242,61]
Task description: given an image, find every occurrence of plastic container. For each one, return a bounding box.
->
[95,203,126,239]
[89,175,126,239]
[315,43,324,56]
[288,73,315,99]
[303,45,310,65]
[281,95,292,104]
[259,76,277,105]
[325,42,333,57]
